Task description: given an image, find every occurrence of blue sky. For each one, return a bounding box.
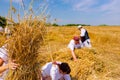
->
[0,0,120,25]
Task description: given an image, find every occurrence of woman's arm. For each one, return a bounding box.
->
[71,50,77,61]
[0,58,7,73]
[0,59,18,73]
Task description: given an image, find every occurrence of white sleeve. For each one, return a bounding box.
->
[41,62,52,77]
[63,74,71,80]
[68,40,74,51]
[80,28,86,37]
[0,46,8,62]
[50,64,59,80]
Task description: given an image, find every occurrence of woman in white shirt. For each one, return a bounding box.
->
[41,61,71,80]
[68,36,83,61]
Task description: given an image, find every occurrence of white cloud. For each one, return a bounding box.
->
[100,0,120,15]
[61,0,120,14]
[11,0,22,3]
[5,0,22,3]
[72,0,120,15]
[61,0,98,12]
[73,0,97,11]
[60,0,120,25]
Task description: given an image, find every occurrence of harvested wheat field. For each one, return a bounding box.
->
[0,0,120,80]
[38,26,120,80]
[0,25,120,80]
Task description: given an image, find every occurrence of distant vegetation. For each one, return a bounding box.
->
[0,16,7,28]
[0,15,118,27]
[52,23,59,26]
[50,23,91,26]
[99,24,108,26]
[63,24,91,26]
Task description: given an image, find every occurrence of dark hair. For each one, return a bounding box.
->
[59,62,71,74]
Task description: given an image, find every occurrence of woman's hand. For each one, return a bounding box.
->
[7,60,19,70]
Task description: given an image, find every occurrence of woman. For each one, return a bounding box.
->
[68,36,83,61]
[0,45,18,80]
[41,61,71,80]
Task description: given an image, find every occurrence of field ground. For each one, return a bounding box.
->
[0,26,120,80]
[38,26,120,80]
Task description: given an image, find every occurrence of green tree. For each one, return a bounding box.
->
[99,24,108,26]
[0,16,7,28]
[64,24,90,26]
[52,23,59,26]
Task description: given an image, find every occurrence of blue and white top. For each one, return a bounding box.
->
[0,45,8,80]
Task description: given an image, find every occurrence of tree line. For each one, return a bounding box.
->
[0,16,112,27]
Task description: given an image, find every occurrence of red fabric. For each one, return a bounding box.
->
[73,36,79,41]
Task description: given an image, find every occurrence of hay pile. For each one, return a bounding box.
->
[5,18,46,80]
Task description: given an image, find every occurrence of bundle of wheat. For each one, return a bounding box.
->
[5,17,46,80]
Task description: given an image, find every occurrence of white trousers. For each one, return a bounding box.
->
[82,39,92,48]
